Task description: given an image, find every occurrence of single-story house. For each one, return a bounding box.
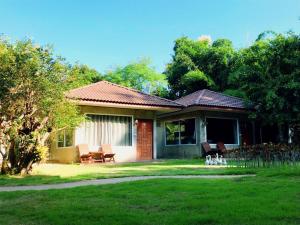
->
[50,81,255,163]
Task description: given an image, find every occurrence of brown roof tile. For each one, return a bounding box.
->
[175,89,247,109]
[66,81,183,108]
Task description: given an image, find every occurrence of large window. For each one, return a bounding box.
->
[84,114,132,146]
[165,119,196,145]
[166,121,180,145]
[57,129,73,148]
[206,118,238,144]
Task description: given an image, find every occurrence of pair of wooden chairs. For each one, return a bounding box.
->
[77,144,115,163]
[201,142,227,157]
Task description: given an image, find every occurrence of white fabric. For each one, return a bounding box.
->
[84,115,132,146]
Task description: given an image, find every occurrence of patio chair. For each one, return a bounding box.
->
[201,142,217,157]
[216,142,227,156]
[100,144,115,162]
[77,144,104,163]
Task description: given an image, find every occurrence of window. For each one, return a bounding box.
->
[165,119,196,145]
[206,118,238,144]
[166,121,180,145]
[57,129,73,148]
[84,114,132,146]
[180,119,196,144]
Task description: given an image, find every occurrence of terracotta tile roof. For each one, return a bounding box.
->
[175,89,247,109]
[66,81,183,108]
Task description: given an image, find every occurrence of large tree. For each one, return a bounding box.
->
[104,59,168,96]
[165,36,236,98]
[228,32,300,142]
[0,39,84,174]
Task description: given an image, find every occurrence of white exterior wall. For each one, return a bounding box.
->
[50,105,157,163]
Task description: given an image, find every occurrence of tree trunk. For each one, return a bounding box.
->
[1,159,9,174]
[20,159,33,175]
[278,124,285,143]
[8,141,16,169]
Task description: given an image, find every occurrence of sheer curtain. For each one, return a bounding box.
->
[84,115,132,146]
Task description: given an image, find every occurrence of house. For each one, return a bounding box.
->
[50,81,254,163]
[156,89,254,159]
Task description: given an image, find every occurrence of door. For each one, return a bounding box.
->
[240,121,253,145]
[137,119,153,160]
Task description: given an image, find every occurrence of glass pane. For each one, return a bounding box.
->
[57,141,64,148]
[165,121,180,145]
[206,118,237,144]
[65,130,73,147]
[180,119,196,144]
[85,115,132,146]
[57,131,65,147]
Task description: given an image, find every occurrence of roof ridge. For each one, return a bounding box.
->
[175,89,204,102]
[66,81,106,94]
[102,80,183,106]
[196,89,206,103]
[202,89,245,101]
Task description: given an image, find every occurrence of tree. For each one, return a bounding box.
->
[104,59,168,96]
[66,64,103,89]
[0,38,84,174]
[181,70,215,95]
[228,32,300,142]
[165,36,236,98]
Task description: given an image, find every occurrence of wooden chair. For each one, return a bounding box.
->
[77,144,103,163]
[216,142,227,156]
[100,144,115,162]
[201,142,217,157]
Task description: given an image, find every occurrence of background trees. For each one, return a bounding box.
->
[66,64,103,89]
[228,32,300,142]
[165,32,299,143]
[103,59,168,96]
[165,37,236,98]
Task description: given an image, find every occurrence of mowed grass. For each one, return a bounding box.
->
[0,168,299,225]
[0,160,259,186]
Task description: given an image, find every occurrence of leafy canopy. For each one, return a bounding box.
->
[165,36,236,98]
[104,59,168,96]
[228,32,300,128]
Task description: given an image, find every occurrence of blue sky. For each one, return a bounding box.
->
[0,0,299,73]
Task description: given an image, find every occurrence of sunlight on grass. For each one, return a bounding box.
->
[30,161,229,178]
[3,159,292,186]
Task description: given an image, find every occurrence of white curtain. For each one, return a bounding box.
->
[84,115,132,146]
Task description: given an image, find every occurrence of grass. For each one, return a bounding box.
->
[0,160,299,224]
[0,166,299,225]
[0,159,259,186]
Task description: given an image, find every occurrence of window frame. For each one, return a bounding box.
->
[164,118,197,146]
[83,113,134,147]
[57,129,74,148]
[204,116,240,145]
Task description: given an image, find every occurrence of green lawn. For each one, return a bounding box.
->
[0,160,258,186]
[0,166,299,225]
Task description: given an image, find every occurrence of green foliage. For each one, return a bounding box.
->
[167,32,299,140]
[165,36,236,98]
[223,89,247,99]
[181,70,215,94]
[66,64,103,90]
[0,38,85,174]
[229,32,300,129]
[104,59,168,96]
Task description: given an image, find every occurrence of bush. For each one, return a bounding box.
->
[226,143,300,167]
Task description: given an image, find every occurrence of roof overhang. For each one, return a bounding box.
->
[157,105,249,118]
[70,99,183,112]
